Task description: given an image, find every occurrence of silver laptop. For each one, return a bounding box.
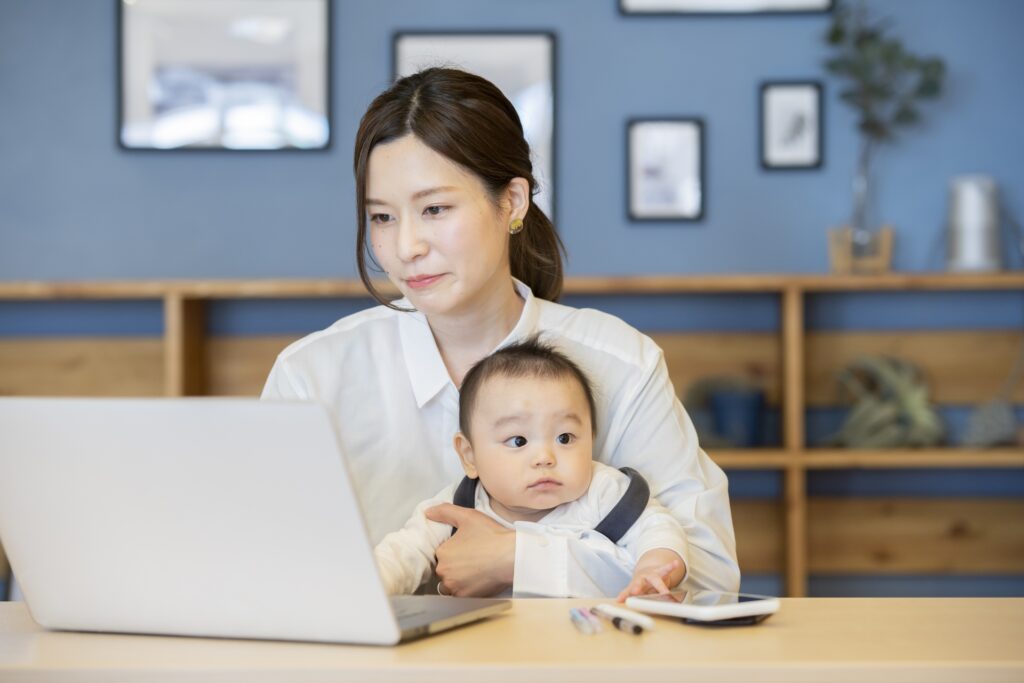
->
[0,398,509,645]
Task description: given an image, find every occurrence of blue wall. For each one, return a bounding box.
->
[1,1,1022,597]
[1,0,1023,278]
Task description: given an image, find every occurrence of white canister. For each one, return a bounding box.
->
[947,175,1001,272]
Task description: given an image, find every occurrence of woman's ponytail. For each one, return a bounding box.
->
[510,202,565,302]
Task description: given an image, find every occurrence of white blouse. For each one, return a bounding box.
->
[261,279,740,596]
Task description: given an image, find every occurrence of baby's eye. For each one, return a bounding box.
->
[424,205,449,217]
[504,435,528,448]
[369,213,394,225]
[556,433,576,445]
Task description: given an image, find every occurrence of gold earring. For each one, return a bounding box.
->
[509,218,524,235]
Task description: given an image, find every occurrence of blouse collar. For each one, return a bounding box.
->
[396,278,541,408]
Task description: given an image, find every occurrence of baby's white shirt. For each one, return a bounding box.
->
[374,461,688,598]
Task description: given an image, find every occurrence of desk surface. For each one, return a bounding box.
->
[1,598,1023,683]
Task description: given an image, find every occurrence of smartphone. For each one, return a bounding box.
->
[625,590,779,626]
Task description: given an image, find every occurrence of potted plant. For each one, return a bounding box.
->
[823,0,946,272]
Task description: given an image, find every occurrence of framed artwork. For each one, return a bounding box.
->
[627,118,705,222]
[619,0,833,14]
[393,32,556,220]
[118,0,331,150]
[760,81,823,170]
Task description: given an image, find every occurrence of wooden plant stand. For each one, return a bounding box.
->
[829,226,894,274]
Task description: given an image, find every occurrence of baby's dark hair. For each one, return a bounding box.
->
[458,336,597,438]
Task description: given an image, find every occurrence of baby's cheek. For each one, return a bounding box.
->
[567,477,591,504]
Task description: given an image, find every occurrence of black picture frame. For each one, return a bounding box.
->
[117,0,332,151]
[627,118,706,223]
[619,0,833,16]
[392,31,557,223]
[760,81,823,170]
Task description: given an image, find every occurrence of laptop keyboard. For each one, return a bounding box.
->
[390,596,427,619]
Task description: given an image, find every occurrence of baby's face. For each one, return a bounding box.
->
[457,374,594,523]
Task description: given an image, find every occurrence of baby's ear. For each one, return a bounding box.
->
[453,432,479,479]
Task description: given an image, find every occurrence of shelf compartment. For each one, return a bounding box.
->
[801,449,1024,469]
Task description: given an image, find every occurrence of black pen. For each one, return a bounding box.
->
[589,607,642,635]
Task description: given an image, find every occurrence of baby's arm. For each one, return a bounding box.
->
[615,496,689,601]
[374,485,456,595]
[509,468,688,599]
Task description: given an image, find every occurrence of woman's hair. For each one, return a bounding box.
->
[353,67,565,307]
[458,336,597,440]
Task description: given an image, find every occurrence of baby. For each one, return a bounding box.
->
[374,337,688,599]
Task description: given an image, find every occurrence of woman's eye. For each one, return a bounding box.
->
[504,435,528,448]
[369,213,393,225]
[556,433,576,445]
[424,205,449,217]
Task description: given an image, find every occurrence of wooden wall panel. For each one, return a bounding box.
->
[651,332,781,403]
[654,330,1024,407]
[731,498,1024,575]
[731,500,783,573]
[205,336,295,396]
[0,338,163,396]
[808,498,1024,574]
[3,331,1021,405]
[806,331,1024,406]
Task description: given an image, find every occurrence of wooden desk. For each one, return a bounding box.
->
[1,598,1022,682]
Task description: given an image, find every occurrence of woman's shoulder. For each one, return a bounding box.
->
[535,298,662,371]
[274,304,400,364]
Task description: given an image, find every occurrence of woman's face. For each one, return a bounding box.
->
[365,134,526,318]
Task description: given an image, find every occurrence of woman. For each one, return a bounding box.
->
[262,68,739,598]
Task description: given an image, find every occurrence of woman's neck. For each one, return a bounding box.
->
[426,278,524,387]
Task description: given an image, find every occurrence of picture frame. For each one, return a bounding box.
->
[619,0,833,15]
[760,81,823,170]
[393,31,556,221]
[118,0,331,151]
[627,118,705,222]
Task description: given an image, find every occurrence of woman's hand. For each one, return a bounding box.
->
[616,550,685,603]
[425,503,516,597]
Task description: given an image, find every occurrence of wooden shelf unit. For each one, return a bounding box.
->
[711,449,1024,470]
[2,271,1023,597]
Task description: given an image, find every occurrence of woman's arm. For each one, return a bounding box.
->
[603,351,741,593]
[261,357,307,400]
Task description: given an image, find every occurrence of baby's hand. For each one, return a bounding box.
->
[616,549,685,603]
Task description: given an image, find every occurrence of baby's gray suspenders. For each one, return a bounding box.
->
[450,467,651,544]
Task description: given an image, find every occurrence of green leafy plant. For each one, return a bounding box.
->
[823,0,946,247]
